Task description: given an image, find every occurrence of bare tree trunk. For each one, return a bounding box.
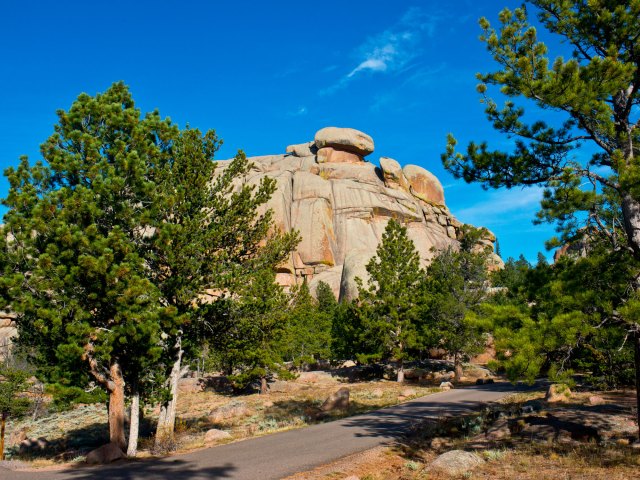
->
[1,412,6,461]
[126,387,140,457]
[397,360,405,383]
[622,194,640,258]
[155,339,188,446]
[454,354,463,384]
[108,363,126,450]
[260,376,267,395]
[634,332,640,443]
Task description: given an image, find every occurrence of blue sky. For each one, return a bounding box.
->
[1,0,572,262]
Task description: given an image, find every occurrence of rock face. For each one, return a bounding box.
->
[0,311,17,361]
[223,127,499,301]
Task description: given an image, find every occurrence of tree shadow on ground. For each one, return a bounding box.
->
[58,458,237,480]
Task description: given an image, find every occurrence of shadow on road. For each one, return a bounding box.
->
[58,459,237,480]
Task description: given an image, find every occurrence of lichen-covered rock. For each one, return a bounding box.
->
[314,127,374,156]
[430,450,483,475]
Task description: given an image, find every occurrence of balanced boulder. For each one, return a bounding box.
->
[314,127,374,156]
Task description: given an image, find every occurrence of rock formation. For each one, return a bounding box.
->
[218,126,501,300]
[0,310,16,361]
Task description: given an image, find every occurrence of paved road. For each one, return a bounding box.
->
[3,382,529,480]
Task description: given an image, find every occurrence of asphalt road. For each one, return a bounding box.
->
[2,382,528,480]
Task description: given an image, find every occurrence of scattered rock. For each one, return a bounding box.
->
[321,387,350,412]
[400,388,417,397]
[209,401,249,423]
[340,360,357,368]
[314,127,374,156]
[545,384,572,403]
[204,428,231,443]
[85,442,125,465]
[19,436,48,454]
[430,450,484,475]
[440,381,454,390]
[588,395,606,406]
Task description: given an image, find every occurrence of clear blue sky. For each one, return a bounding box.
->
[1,0,570,262]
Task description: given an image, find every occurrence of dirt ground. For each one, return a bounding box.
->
[286,390,640,480]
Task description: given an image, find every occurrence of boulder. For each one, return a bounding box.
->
[400,388,417,397]
[320,387,350,412]
[545,384,572,403]
[314,127,374,156]
[588,395,606,406]
[317,147,363,164]
[430,450,483,476]
[379,157,409,190]
[85,442,126,465]
[286,141,316,157]
[209,401,249,422]
[403,164,445,205]
[204,429,231,443]
[440,381,454,390]
[214,128,498,301]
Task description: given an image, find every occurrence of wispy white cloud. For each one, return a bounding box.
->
[287,106,308,117]
[455,187,544,227]
[321,7,444,95]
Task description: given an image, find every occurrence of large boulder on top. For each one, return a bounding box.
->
[314,127,374,156]
[403,164,445,205]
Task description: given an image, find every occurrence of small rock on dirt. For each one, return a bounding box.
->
[400,388,417,397]
[321,387,350,411]
[204,428,231,443]
[85,442,126,465]
[588,395,606,406]
[430,450,484,475]
[440,381,454,390]
[545,384,572,402]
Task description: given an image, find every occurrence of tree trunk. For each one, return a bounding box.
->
[396,360,404,383]
[1,412,6,461]
[155,342,186,446]
[108,363,126,450]
[622,194,640,258]
[454,354,463,383]
[634,332,640,442]
[260,376,268,395]
[126,387,140,457]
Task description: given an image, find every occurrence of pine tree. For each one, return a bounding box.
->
[424,226,490,382]
[147,126,298,446]
[0,82,173,449]
[441,1,640,438]
[357,219,424,382]
[279,281,332,367]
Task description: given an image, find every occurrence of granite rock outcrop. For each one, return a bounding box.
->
[218,126,501,300]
